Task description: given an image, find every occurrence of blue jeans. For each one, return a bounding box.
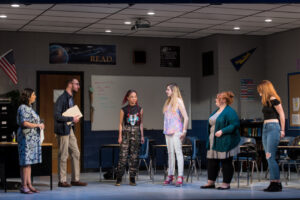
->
[262,122,280,180]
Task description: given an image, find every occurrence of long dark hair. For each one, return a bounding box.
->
[19,88,34,106]
[122,89,138,105]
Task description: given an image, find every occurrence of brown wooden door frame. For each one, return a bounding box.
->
[36,71,85,172]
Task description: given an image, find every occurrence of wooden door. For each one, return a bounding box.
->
[38,73,82,174]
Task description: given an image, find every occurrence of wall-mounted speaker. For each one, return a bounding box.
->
[133,51,146,64]
[202,51,214,76]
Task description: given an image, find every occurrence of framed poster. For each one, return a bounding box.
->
[288,72,300,130]
[49,43,116,65]
[160,46,180,68]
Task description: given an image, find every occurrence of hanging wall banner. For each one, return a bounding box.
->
[160,46,180,68]
[231,48,256,71]
[49,43,116,65]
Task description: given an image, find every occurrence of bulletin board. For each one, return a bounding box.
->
[288,72,300,130]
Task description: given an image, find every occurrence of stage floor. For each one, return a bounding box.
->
[1,170,300,200]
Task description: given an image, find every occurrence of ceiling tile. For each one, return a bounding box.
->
[212,24,261,31]
[155,22,211,29]
[43,10,108,19]
[246,31,271,35]
[30,20,89,27]
[211,4,285,11]
[275,23,300,29]
[182,12,243,20]
[272,5,300,13]
[168,17,227,25]
[0,8,45,15]
[108,14,169,22]
[118,8,181,17]
[130,4,200,12]
[196,7,260,16]
[132,30,185,36]
[22,25,79,33]
[225,20,280,27]
[71,4,129,8]
[0,14,36,20]
[255,11,300,19]
[259,27,287,32]
[88,23,130,30]
[0,24,21,30]
[0,19,29,25]
[240,16,298,23]
[35,15,99,23]
[204,28,248,34]
[149,26,198,32]
[0,4,53,10]
[51,4,122,14]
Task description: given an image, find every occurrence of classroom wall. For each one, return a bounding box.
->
[217,34,265,120]
[265,29,300,136]
[0,31,197,120]
[1,27,299,169]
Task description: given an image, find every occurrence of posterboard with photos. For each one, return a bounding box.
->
[288,72,300,129]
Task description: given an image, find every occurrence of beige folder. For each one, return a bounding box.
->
[62,105,83,125]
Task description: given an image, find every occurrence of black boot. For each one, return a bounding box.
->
[130,177,136,186]
[115,177,122,186]
[278,182,283,190]
[264,182,282,192]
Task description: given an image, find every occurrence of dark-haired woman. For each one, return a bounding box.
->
[201,91,240,190]
[115,90,144,186]
[17,88,45,194]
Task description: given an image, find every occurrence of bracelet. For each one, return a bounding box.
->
[183,130,187,134]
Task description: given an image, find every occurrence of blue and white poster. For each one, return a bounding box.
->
[49,43,116,65]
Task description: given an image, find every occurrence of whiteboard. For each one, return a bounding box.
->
[91,75,191,131]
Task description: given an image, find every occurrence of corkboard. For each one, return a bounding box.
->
[288,72,300,129]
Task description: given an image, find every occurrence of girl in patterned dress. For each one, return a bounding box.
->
[163,83,189,187]
[17,88,45,194]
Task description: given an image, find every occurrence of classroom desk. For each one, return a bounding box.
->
[277,146,300,184]
[0,142,53,192]
[99,144,120,181]
[99,139,157,181]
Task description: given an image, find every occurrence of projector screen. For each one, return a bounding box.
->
[91,75,191,131]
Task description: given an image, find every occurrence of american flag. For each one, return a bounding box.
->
[0,49,17,85]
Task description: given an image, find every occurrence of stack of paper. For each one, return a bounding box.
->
[62,105,83,125]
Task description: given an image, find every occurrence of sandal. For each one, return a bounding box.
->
[29,187,40,193]
[175,176,184,187]
[20,187,33,194]
[163,175,174,185]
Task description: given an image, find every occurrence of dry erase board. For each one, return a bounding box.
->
[288,72,300,130]
[91,75,191,131]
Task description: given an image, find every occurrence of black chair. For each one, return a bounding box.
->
[233,137,260,185]
[184,136,201,183]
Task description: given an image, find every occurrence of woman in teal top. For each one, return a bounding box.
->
[201,91,240,190]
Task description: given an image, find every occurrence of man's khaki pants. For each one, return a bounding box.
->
[57,128,80,182]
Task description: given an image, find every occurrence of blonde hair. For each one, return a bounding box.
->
[257,80,281,106]
[163,83,183,113]
[218,91,234,105]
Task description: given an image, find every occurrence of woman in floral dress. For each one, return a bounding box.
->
[17,88,45,194]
